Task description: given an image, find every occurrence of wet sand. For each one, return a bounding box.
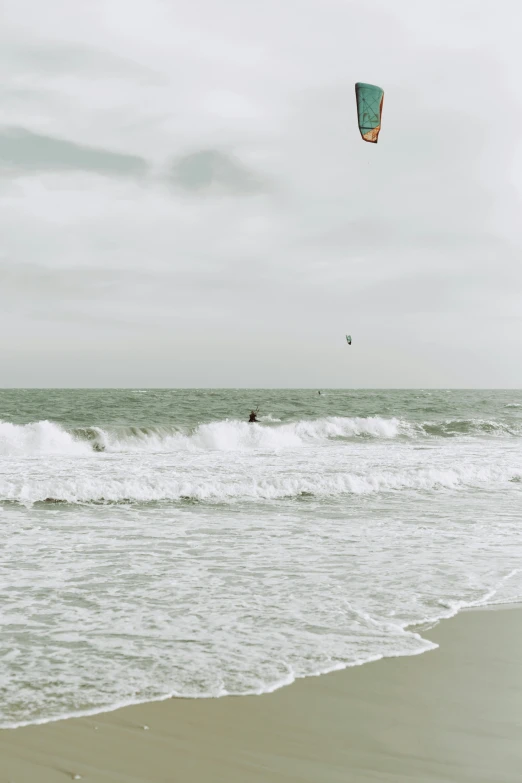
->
[1,605,521,782]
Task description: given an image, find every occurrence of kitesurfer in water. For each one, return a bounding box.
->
[248,410,258,423]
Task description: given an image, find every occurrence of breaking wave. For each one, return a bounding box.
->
[0,420,89,456]
[0,414,518,459]
[0,416,400,457]
[1,465,520,506]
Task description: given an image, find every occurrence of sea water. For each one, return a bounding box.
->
[0,389,521,727]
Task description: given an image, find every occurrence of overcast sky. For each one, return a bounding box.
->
[1,0,521,387]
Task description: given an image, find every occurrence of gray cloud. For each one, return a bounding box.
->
[0,40,163,83]
[0,127,149,178]
[167,149,268,195]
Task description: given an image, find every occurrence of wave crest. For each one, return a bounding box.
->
[419,419,516,437]
[0,416,401,457]
[0,412,518,459]
[2,463,520,506]
[0,420,89,456]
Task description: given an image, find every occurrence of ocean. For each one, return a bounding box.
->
[1,388,521,729]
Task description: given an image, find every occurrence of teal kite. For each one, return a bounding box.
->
[355,83,384,143]
[346,335,352,345]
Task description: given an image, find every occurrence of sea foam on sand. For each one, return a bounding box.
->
[1,605,522,783]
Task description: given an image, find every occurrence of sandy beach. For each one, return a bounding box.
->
[1,605,521,783]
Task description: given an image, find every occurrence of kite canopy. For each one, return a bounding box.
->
[355,82,384,143]
[346,335,352,345]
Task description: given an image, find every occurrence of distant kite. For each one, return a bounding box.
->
[355,83,384,143]
[346,335,352,346]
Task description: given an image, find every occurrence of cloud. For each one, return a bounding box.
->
[0,127,149,178]
[166,149,269,195]
[0,40,163,82]
[0,0,521,385]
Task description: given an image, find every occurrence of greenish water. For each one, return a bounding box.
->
[0,389,521,727]
[1,388,521,430]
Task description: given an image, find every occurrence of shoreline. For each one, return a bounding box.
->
[2,603,522,781]
[3,597,518,734]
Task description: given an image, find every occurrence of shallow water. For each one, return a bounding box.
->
[1,389,521,727]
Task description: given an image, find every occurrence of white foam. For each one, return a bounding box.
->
[98,417,404,454]
[0,416,404,458]
[2,572,519,731]
[0,460,519,505]
[0,420,90,457]
[1,412,518,460]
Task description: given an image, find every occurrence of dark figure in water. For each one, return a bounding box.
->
[248,410,258,423]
